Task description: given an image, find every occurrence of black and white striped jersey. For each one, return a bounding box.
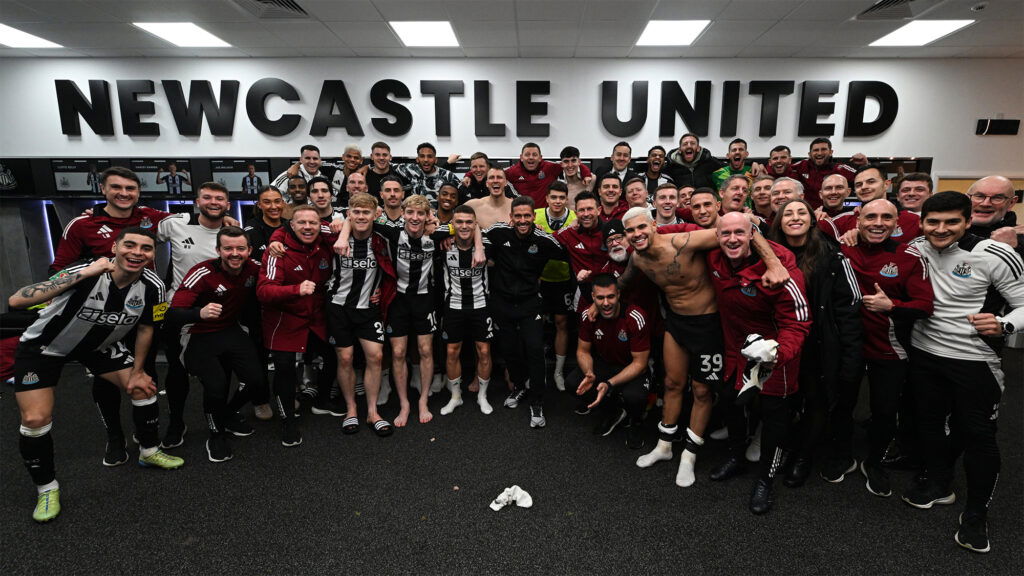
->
[328,236,380,309]
[157,212,221,300]
[20,260,166,357]
[443,243,489,310]
[373,223,452,296]
[241,174,263,195]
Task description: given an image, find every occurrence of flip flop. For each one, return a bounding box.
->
[370,419,393,437]
[342,417,360,435]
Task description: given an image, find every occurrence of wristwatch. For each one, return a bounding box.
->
[997,316,1016,335]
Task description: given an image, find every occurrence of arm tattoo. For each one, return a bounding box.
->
[19,272,80,299]
[666,233,691,277]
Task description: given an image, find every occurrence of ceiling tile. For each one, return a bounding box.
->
[629,46,688,57]
[8,1,117,23]
[516,1,585,21]
[737,45,803,57]
[790,0,881,21]
[517,22,579,47]
[715,0,803,21]
[463,46,519,57]
[300,46,357,56]
[519,46,575,57]
[846,46,971,58]
[199,23,285,47]
[12,22,164,48]
[88,0,252,22]
[300,1,383,22]
[583,0,655,21]
[267,21,345,47]
[240,47,303,57]
[792,46,856,57]
[453,22,518,46]
[137,47,252,57]
[77,47,148,57]
[649,0,729,20]
[755,20,903,47]
[576,21,645,46]
[0,2,49,23]
[679,45,744,57]
[445,0,516,22]
[930,20,1024,47]
[955,46,1023,57]
[0,48,32,56]
[324,21,402,47]
[408,47,466,57]
[23,47,88,57]
[695,20,774,46]
[372,0,450,20]
[574,45,631,57]
[921,0,1024,21]
[350,46,411,57]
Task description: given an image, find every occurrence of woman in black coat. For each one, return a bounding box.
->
[769,199,863,487]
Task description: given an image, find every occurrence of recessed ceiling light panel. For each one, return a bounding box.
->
[870,20,974,47]
[390,21,459,47]
[134,22,231,48]
[0,23,62,48]
[636,20,711,46]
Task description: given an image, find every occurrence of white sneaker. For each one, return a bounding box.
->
[553,371,565,392]
[746,422,762,463]
[529,406,546,428]
[710,426,729,441]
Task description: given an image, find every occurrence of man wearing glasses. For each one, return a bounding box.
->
[967,175,1022,254]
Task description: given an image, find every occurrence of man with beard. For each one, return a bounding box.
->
[505,142,590,209]
[394,142,460,207]
[535,182,577,390]
[308,177,345,224]
[830,165,921,244]
[640,146,674,200]
[331,144,365,197]
[465,167,515,230]
[966,175,1022,253]
[363,142,404,201]
[896,173,933,215]
[620,207,789,488]
[573,274,652,449]
[168,227,265,462]
[753,145,800,181]
[665,133,721,190]
[273,145,328,203]
[284,176,309,216]
[791,138,862,208]
[711,138,753,191]
[556,192,610,314]
[378,177,406,228]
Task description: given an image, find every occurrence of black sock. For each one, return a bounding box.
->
[20,426,55,486]
[165,367,189,427]
[92,377,124,438]
[132,397,160,449]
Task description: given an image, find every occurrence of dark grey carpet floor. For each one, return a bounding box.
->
[2,350,1022,575]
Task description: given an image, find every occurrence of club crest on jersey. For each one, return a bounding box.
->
[740,285,757,297]
[21,372,40,386]
[528,244,538,254]
[319,258,329,270]
[952,262,973,279]
[618,329,628,342]
[891,226,903,238]
[139,217,153,229]
[126,295,144,309]
[879,262,899,278]
[537,170,546,180]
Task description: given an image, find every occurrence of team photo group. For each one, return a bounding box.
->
[7,134,1022,556]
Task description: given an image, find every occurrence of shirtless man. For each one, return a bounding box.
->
[620,207,789,487]
[465,167,514,229]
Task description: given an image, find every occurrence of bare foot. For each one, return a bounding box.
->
[394,405,410,427]
[468,379,480,393]
[419,409,433,424]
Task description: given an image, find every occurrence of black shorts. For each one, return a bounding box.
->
[386,293,438,337]
[540,280,574,315]
[13,340,135,392]
[663,311,725,385]
[328,303,385,347]
[443,307,494,343]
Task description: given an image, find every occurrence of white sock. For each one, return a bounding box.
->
[636,439,674,468]
[139,446,158,458]
[440,378,463,415]
[675,428,704,488]
[430,373,445,394]
[377,379,391,406]
[37,480,59,494]
[553,355,566,391]
[478,379,493,415]
[745,422,763,463]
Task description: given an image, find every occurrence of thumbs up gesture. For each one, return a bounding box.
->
[862,282,894,313]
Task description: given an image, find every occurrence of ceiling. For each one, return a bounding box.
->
[0,0,1021,58]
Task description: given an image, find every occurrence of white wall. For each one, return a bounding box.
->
[0,57,1021,178]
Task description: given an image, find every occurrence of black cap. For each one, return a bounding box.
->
[602,219,625,241]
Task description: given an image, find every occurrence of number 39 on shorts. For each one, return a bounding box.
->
[700,354,723,373]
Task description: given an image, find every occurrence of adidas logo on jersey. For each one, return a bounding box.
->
[97,225,113,238]
[503,241,511,247]
[182,237,195,249]
[574,242,585,250]
[90,292,105,302]
[215,284,227,295]
[594,328,604,339]
[294,265,303,271]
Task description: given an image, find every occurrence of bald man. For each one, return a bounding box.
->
[828,164,921,243]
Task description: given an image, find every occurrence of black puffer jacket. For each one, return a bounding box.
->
[664,147,722,190]
[794,240,864,409]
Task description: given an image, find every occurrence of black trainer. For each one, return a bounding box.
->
[103,435,129,467]
[282,421,302,447]
[783,457,813,488]
[160,422,187,449]
[710,456,748,482]
[625,421,645,450]
[902,480,956,509]
[311,397,345,417]
[819,457,856,483]
[223,412,254,437]
[955,513,990,553]
[593,409,626,437]
[206,434,233,463]
[861,461,892,497]
[573,400,591,415]
[749,478,774,515]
